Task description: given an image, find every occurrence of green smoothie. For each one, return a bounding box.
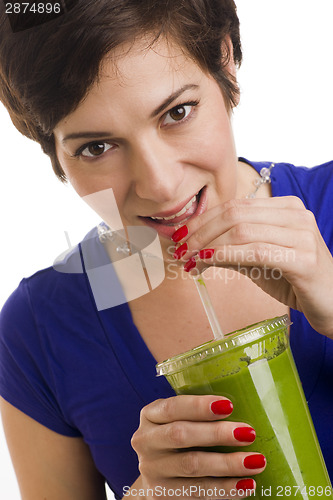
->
[156,316,332,499]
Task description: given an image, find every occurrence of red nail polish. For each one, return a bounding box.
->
[243,454,266,469]
[173,243,188,260]
[233,427,256,443]
[236,478,256,492]
[184,257,196,272]
[211,399,233,415]
[172,225,188,242]
[198,248,215,259]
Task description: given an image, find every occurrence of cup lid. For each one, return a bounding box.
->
[156,315,291,377]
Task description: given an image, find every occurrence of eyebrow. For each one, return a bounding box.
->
[62,131,112,144]
[62,83,199,143]
[150,84,199,118]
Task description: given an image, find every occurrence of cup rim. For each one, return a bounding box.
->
[156,315,291,377]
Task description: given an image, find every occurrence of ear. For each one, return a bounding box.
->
[222,35,240,108]
[222,35,237,79]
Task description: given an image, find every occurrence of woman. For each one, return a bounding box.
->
[0,1,333,498]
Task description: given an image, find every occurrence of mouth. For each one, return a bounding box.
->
[139,187,207,239]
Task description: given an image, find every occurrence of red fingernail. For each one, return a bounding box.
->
[198,248,215,259]
[173,243,188,260]
[236,478,256,492]
[233,427,256,443]
[243,454,266,469]
[172,225,188,242]
[184,257,196,272]
[211,399,233,415]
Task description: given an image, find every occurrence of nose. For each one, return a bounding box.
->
[129,137,184,202]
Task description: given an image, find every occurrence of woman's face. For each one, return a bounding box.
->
[54,37,238,246]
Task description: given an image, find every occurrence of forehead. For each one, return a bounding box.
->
[55,37,207,135]
[90,37,206,107]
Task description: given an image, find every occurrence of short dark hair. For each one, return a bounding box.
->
[0,0,242,181]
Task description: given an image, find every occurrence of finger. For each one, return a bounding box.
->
[235,195,305,209]
[198,242,299,272]
[185,240,301,279]
[140,395,234,425]
[176,196,306,244]
[139,476,257,499]
[192,223,315,271]
[180,227,308,271]
[174,196,306,245]
[190,225,308,264]
[154,451,266,479]
[147,421,256,451]
[174,204,314,261]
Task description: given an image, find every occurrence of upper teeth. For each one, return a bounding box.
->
[151,194,197,220]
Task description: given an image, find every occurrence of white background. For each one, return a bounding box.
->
[1,0,333,497]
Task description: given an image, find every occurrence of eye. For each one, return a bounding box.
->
[77,141,114,158]
[162,101,199,127]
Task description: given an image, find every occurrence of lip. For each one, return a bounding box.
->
[140,186,208,239]
[146,192,199,219]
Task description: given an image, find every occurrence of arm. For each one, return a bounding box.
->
[0,397,107,500]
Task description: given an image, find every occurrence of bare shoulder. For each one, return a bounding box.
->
[0,397,106,500]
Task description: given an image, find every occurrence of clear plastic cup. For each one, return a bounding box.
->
[156,315,332,498]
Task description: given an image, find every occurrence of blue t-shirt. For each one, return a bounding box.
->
[1,159,333,498]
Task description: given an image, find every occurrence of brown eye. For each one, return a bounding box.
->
[80,142,113,158]
[169,106,187,121]
[88,143,106,156]
[162,103,197,127]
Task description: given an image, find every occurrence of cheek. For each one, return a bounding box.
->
[61,164,94,198]
[55,145,130,208]
[54,141,101,197]
[186,112,235,173]
[56,154,116,198]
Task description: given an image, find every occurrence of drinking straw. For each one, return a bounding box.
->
[193,274,224,339]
